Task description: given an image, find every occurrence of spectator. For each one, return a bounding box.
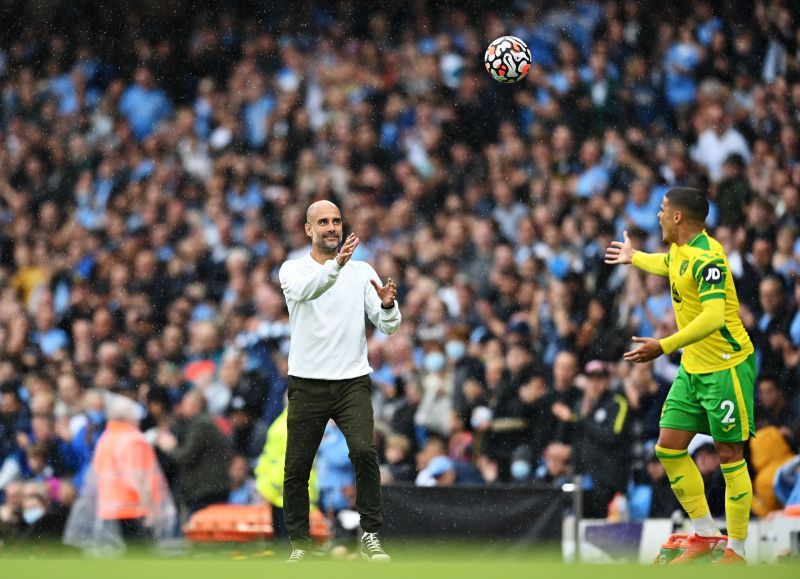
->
[65,395,175,547]
[119,67,173,141]
[0,480,23,540]
[550,350,583,443]
[228,454,260,506]
[691,103,750,182]
[755,375,797,430]
[18,413,79,480]
[414,435,482,486]
[716,154,752,229]
[482,342,536,480]
[414,342,453,440]
[552,360,631,518]
[18,481,67,540]
[623,361,669,445]
[774,456,800,509]
[155,391,232,513]
[508,445,536,484]
[533,442,573,488]
[0,385,29,488]
[749,426,795,517]
[381,434,415,484]
[753,276,790,378]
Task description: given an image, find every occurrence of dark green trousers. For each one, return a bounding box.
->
[284,374,382,549]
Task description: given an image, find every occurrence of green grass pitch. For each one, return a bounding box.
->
[1,541,798,579]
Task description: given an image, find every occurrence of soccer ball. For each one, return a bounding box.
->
[484,36,531,84]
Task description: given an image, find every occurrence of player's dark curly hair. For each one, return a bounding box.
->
[665,187,709,223]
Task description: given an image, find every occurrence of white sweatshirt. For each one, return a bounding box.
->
[279,254,402,380]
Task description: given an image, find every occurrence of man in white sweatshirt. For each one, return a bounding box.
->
[279,200,400,563]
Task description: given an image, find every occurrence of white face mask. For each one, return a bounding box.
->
[445,340,467,361]
[23,507,45,525]
[423,351,447,373]
[510,460,532,481]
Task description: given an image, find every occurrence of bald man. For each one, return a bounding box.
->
[279,201,400,562]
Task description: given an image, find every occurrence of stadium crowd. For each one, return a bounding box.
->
[1,0,800,542]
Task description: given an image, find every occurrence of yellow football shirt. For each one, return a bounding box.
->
[633,230,753,373]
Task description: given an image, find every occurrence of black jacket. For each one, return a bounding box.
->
[171,412,232,503]
[571,389,632,492]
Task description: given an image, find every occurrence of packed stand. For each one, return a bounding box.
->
[0,0,800,543]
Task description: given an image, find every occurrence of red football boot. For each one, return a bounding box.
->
[669,534,726,565]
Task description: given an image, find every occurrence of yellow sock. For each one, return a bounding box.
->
[721,459,752,541]
[655,445,712,520]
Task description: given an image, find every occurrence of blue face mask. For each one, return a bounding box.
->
[510,460,532,481]
[23,507,45,525]
[87,410,106,426]
[445,340,467,362]
[423,351,447,373]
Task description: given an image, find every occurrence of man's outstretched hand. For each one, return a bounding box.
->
[336,233,359,267]
[371,277,397,308]
[605,230,635,265]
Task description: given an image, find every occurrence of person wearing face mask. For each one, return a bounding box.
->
[482,342,537,481]
[19,481,67,540]
[446,325,486,425]
[509,446,535,484]
[414,343,454,441]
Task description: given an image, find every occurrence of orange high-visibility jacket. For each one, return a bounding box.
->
[93,421,160,521]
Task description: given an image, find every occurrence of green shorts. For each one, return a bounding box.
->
[660,353,756,442]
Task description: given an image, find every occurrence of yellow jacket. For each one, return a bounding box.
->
[254,408,319,509]
[750,426,796,517]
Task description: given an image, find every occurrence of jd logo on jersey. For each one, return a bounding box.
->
[703,264,723,284]
[679,260,688,275]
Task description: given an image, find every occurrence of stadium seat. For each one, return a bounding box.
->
[184,504,331,544]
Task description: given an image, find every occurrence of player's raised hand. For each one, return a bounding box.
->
[604,230,635,265]
[370,277,397,308]
[623,336,664,363]
[336,233,359,267]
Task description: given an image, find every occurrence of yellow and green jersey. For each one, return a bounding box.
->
[632,230,753,374]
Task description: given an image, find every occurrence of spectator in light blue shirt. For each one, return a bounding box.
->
[242,74,274,150]
[575,139,609,198]
[119,67,173,140]
[31,305,68,359]
[664,26,701,109]
[622,180,663,236]
[635,276,672,338]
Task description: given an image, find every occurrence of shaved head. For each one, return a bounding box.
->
[305,200,344,258]
[306,200,340,224]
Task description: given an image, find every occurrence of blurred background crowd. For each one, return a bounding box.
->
[1,0,800,543]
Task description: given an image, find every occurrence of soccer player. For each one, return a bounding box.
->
[279,200,400,563]
[605,187,753,565]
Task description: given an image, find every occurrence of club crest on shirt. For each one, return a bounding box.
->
[671,282,682,303]
[671,282,684,311]
[679,260,689,275]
